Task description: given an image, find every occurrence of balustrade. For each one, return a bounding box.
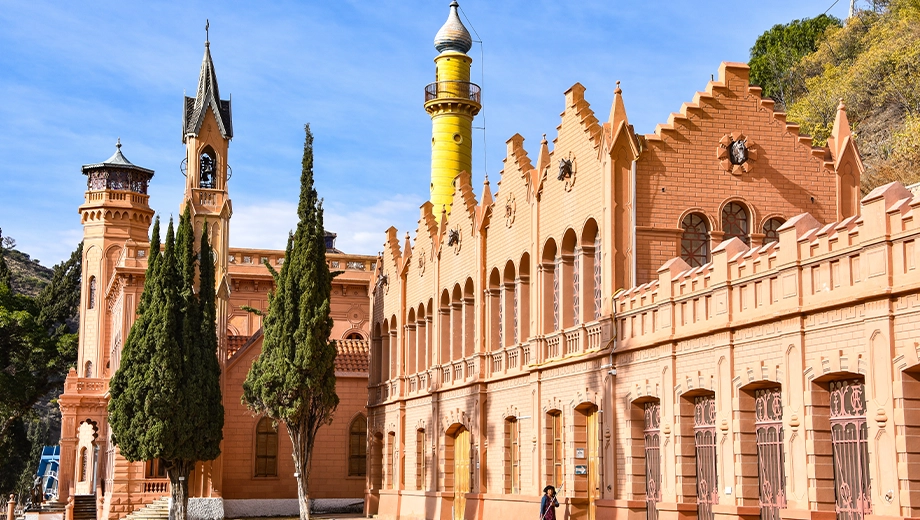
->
[143,479,169,494]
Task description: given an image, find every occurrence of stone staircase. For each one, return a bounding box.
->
[124,497,169,520]
[72,495,97,520]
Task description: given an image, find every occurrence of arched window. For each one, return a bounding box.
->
[681,214,711,267]
[721,202,750,245]
[349,415,368,477]
[762,218,785,245]
[88,276,96,309]
[84,361,93,378]
[199,150,217,189]
[345,332,365,340]
[255,417,278,477]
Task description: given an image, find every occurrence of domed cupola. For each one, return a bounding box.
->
[434,1,472,54]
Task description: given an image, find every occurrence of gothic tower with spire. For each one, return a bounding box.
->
[425,1,481,219]
[182,32,234,359]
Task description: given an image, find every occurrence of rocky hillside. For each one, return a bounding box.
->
[5,247,53,297]
[749,0,920,193]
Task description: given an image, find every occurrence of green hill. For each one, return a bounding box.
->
[749,0,920,193]
[5,247,53,297]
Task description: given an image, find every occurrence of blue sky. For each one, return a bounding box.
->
[0,0,852,267]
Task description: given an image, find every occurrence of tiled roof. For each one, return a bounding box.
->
[335,339,369,373]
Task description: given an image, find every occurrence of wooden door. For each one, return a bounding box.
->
[454,428,470,520]
[587,409,599,520]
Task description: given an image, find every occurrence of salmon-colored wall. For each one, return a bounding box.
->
[221,337,368,500]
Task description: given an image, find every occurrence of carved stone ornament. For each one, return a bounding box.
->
[557,155,577,191]
[447,228,461,254]
[418,249,426,276]
[504,192,516,228]
[376,273,389,294]
[718,132,758,176]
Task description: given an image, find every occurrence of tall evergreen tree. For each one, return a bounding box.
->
[109,211,223,520]
[242,124,339,520]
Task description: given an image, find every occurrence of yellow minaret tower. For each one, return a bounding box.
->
[425,0,481,219]
[181,33,233,360]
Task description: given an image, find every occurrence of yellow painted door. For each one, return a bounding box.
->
[587,410,599,520]
[454,428,470,520]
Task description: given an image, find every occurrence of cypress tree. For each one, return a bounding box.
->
[109,211,223,520]
[0,228,11,289]
[242,124,339,520]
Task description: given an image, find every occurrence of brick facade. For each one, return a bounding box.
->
[367,40,910,520]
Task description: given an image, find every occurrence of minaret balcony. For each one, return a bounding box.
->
[424,80,481,104]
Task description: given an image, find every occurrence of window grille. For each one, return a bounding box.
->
[645,401,662,520]
[553,259,561,331]
[498,288,504,348]
[88,276,96,309]
[513,282,519,344]
[694,395,718,520]
[755,388,786,520]
[721,202,750,245]
[594,237,602,320]
[762,218,785,245]
[681,214,710,267]
[573,252,581,326]
[830,380,871,520]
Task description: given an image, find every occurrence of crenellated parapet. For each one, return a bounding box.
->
[613,181,920,348]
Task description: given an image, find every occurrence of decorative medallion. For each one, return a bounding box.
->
[557,154,577,191]
[504,192,516,228]
[447,228,461,254]
[346,303,365,326]
[418,249,426,276]
[718,132,758,176]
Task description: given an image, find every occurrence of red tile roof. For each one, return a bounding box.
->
[335,339,369,373]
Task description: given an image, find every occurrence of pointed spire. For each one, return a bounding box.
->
[480,175,493,207]
[828,98,851,161]
[183,26,233,142]
[535,134,550,174]
[609,80,629,130]
[196,41,221,110]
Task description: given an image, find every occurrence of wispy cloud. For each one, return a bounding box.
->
[230,193,421,256]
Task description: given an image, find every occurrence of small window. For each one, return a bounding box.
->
[681,214,711,267]
[255,417,278,477]
[88,276,96,310]
[145,458,166,478]
[79,447,88,481]
[346,332,365,340]
[415,429,426,490]
[762,218,785,245]
[84,361,93,378]
[349,416,368,477]
[721,202,750,245]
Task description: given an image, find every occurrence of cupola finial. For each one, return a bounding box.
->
[434,1,472,54]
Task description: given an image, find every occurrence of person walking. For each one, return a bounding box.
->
[540,485,560,520]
